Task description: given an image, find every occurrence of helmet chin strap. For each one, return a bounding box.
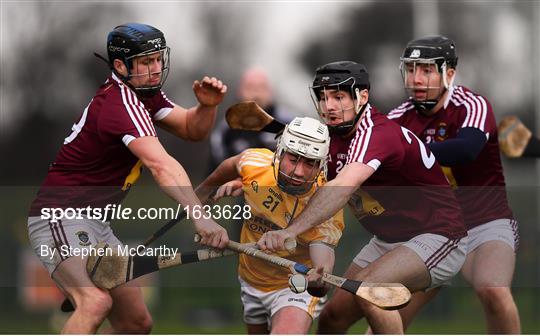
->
[412,96,442,116]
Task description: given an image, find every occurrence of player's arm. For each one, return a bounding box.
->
[428,127,487,166]
[128,136,228,248]
[258,162,374,251]
[306,242,335,297]
[195,152,243,203]
[157,76,227,141]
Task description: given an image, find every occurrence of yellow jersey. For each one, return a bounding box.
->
[236,148,344,292]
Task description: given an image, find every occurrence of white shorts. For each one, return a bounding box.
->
[27,216,123,275]
[467,218,518,253]
[238,277,326,325]
[352,233,468,288]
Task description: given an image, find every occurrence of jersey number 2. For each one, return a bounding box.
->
[401,127,436,169]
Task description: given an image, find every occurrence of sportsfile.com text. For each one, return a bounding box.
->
[40,204,252,222]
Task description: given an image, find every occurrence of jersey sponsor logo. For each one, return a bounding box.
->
[247,221,269,235]
[410,49,421,58]
[76,231,91,246]
[268,187,284,202]
[245,216,282,234]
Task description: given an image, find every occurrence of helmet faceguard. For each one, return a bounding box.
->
[309,61,370,136]
[273,117,330,196]
[399,35,458,114]
[107,23,170,97]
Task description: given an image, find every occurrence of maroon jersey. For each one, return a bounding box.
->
[327,104,380,180]
[337,107,466,243]
[388,85,513,228]
[29,73,175,216]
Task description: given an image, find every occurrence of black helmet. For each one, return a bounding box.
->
[107,23,170,97]
[401,35,458,69]
[400,35,457,114]
[311,61,370,99]
[310,61,370,136]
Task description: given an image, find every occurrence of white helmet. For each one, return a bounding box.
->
[274,117,330,195]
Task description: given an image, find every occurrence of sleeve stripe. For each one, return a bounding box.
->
[239,157,272,167]
[124,88,150,135]
[122,134,136,146]
[238,161,271,169]
[455,88,487,132]
[470,93,483,129]
[111,72,156,137]
[357,127,373,162]
[456,90,476,129]
[387,102,414,119]
[455,88,471,127]
[240,154,272,161]
[240,150,274,162]
[366,159,381,170]
[127,88,156,136]
[471,94,487,130]
[348,110,374,164]
[238,149,274,170]
[124,85,152,135]
[346,129,362,164]
[119,85,145,137]
[356,112,373,162]
[387,112,404,119]
[154,107,173,121]
[478,96,488,130]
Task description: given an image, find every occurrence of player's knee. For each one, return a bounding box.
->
[475,286,515,310]
[75,288,113,319]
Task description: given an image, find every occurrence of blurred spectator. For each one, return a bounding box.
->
[209,67,293,171]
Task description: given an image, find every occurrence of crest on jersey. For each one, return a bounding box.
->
[251,181,259,193]
[436,122,448,141]
[76,231,91,246]
[410,49,421,58]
